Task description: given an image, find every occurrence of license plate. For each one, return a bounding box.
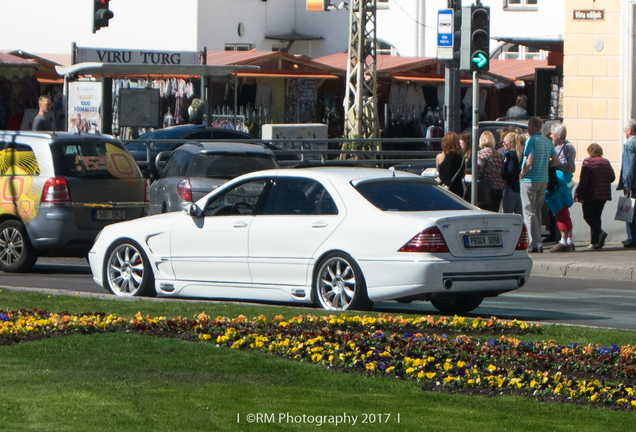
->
[464,234,502,248]
[94,209,126,220]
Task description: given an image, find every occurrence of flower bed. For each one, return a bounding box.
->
[1,308,635,409]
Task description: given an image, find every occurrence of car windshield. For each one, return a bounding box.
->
[51,140,140,179]
[354,179,470,211]
[187,153,277,179]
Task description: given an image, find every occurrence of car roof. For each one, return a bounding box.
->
[0,131,123,144]
[136,125,255,140]
[240,166,427,184]
[178,141,275,155]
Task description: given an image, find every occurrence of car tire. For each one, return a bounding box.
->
[103,239,156,297]
[0,220,38,273]
[314,252,373,311]
[430,295,484,315]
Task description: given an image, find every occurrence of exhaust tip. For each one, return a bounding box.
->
[443,278,453,290]
[517,277,526,288]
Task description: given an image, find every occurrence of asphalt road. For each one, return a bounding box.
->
[1,257,635,331]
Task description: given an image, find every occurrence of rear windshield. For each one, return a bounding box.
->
[51,140,140,179]
[354,179,470,211]
[187,154,277,179]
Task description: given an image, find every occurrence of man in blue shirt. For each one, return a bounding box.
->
[519,117,559,253]
[620,119,636,247]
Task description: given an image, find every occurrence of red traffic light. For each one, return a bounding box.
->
[93,0,114,33]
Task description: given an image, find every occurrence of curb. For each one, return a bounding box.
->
[531,261,636,280]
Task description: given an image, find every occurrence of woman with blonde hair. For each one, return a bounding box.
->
[477,130,506,211]
[501,132,524,214]
[574,143,616,249]
[436,132,465,197]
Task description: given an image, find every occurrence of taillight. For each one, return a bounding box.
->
[399,226,449,253]
[516,225,529,251]
[177,178,192,201]
[41,177,71,203]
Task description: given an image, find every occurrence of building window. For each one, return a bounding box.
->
[224,43,255,51]
[504,0,538,11]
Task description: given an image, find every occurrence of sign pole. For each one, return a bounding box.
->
[471,71,479,206]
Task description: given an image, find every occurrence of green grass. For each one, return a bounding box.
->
[1,288,635,431]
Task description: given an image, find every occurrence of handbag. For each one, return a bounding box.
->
[547,146,565,192]
[615,195,635,222]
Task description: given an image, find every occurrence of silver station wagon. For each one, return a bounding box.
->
[0,131,147,272]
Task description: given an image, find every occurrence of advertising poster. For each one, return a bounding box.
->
[68,82,102,133]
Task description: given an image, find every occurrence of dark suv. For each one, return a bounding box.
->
[127,124,295,166]
[147,141,278,214]
[0,131,147,272]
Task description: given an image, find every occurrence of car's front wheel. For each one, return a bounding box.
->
[430,295,484,315]
[104,239,156,297]
[314,252,372,311]
[0,220,38,273]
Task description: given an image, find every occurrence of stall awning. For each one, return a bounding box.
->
[55,62,260,78]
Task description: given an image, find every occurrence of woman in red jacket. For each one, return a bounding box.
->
[574,143,616,249]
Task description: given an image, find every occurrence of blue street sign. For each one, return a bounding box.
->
[437,9,453,48]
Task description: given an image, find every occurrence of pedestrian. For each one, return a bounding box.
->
[477,130,505,212]
[32,95,53,131]
[501,132,524,214]
[547,123,577,252]
[436,132,465,197]
[618,119,636,247]
[574,143,616,249]
[506,95,528,118]
[519,116,559,253]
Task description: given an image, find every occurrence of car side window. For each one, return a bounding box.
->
[203,179,271,216]
[162,151,191,177]
[0,143,40,176]
[262,177,338,215]
[212,130,250,140]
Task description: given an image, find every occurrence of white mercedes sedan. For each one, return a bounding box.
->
[88,167,532,314]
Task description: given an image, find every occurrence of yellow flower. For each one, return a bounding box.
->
[590,393,598,402]
[425,372,436,379]
[457,361,466,368]
[487,364,497,372]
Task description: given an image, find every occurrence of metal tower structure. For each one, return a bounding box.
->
[343,0,379,141]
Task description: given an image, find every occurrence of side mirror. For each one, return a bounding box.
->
[186,203,202,217]
[155,151,172,170]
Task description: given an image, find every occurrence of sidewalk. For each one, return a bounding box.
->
[530,241,636,281]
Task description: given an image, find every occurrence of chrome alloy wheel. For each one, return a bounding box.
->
[107,243,145,296]
[0,226,24,267]
[317,256,357,310]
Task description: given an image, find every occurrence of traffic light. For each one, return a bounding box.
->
[93,0,114,33]
[468,5,490,72]
[451,6,462,68]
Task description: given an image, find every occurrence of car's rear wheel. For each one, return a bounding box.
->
[104,239,156,297]
[0,220,38,273]
[314,252,372,311]
[430,295,484,315]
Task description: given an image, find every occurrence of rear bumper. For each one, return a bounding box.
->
[359,253,533,302]
[26,205,144,253]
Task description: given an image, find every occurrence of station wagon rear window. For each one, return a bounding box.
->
[51,140,140,179]
[354,179,470,211]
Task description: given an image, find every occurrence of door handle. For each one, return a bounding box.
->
[233,222,248,228]
[311,221,328,228]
